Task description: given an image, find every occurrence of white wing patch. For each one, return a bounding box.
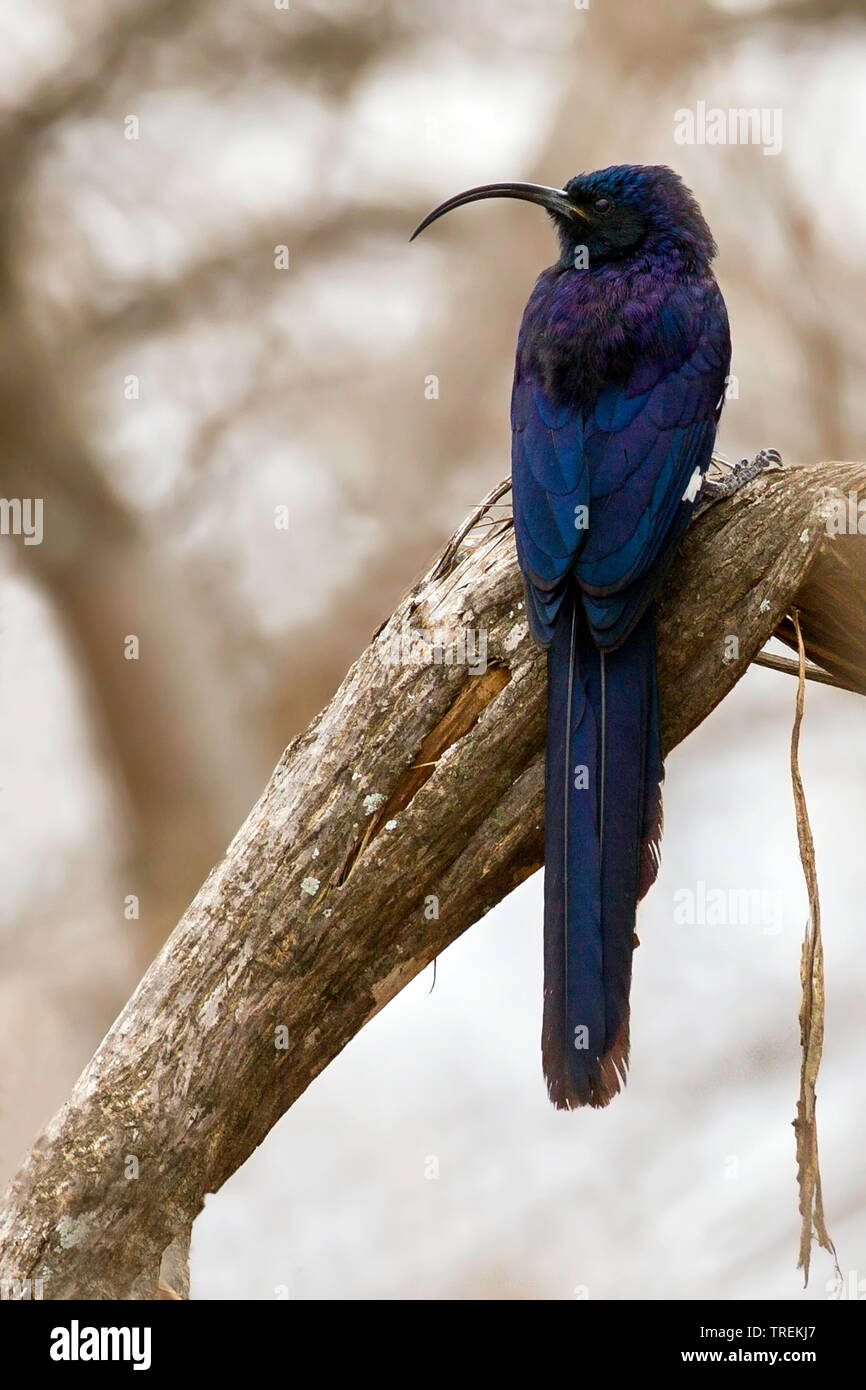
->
[682,467,703,503]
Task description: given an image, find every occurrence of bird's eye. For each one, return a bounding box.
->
[594,197,612,214]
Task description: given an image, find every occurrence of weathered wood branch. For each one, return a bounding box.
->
[0,460,864,1299]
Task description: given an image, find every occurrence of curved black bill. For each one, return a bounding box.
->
[410,182,585,241]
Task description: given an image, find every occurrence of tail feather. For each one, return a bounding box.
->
[542,585,662,1109]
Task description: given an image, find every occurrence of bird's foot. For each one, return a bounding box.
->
[697,448,783,508]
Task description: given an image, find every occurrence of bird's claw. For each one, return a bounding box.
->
[747,447,783,475]
[697,448,783,508]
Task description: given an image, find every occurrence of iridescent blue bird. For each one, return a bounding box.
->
[412,165,732,1107]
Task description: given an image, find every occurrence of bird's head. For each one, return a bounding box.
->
[411,164,717,271]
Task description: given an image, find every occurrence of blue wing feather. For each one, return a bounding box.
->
[512,282,729,645]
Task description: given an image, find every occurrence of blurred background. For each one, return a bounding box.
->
[1,0,865,1300]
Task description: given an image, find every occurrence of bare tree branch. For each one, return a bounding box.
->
[0,461,862,1299]
[752,651,860,692]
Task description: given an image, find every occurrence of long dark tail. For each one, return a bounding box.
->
[542,584,663,1109]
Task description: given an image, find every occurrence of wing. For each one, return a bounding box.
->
[512,281,730,648]
[511,375,590,643]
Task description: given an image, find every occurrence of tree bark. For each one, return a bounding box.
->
[0,459,863,1300]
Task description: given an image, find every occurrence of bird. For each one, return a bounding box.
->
[412,165,734,1109]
